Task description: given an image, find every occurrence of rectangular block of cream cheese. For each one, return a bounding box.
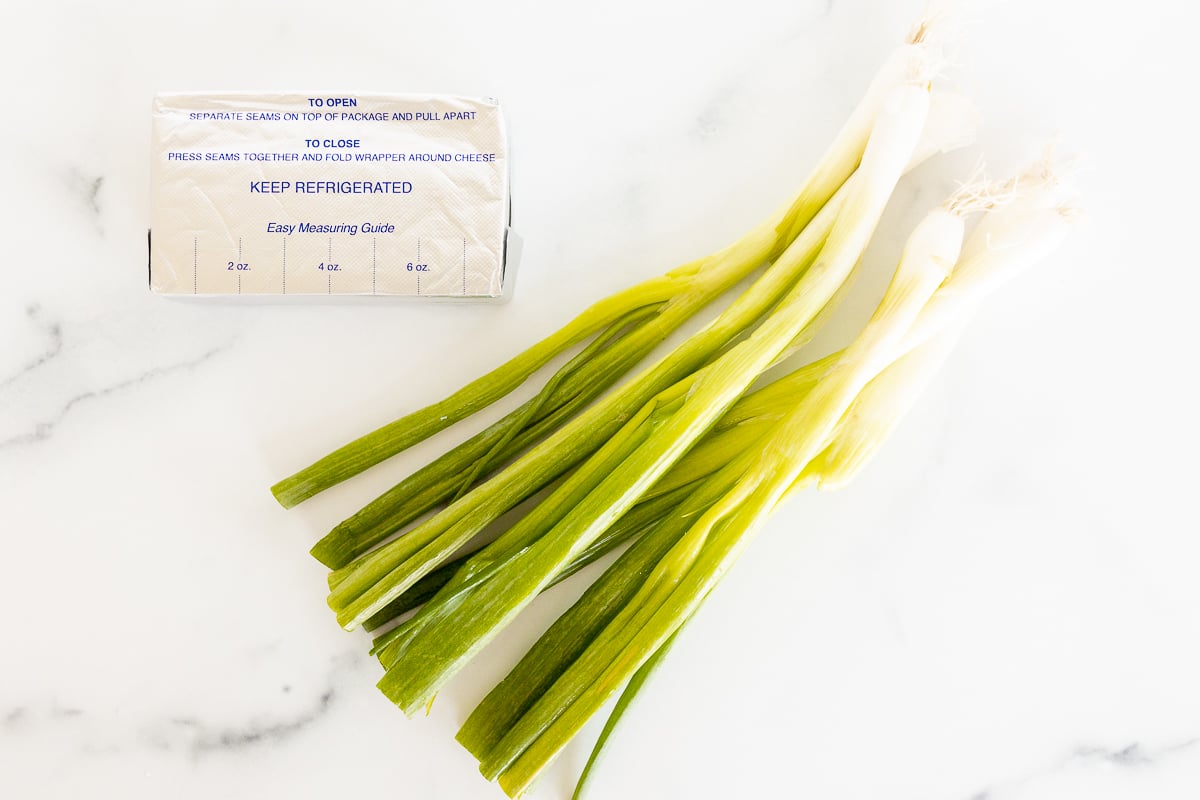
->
[150,93,511,297]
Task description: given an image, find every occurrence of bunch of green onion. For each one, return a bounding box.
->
[271,15,1076,798]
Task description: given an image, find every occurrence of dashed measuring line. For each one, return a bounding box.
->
[282,237,287,295]
[372,237,376,295]
[462,237,467,295]
[328,237,333,295]
[193,237,197,294]
[416,237,421,296]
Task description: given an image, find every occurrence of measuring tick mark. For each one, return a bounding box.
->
[415,237,424,297]
[193,237,198,294]
[462,237,467,295]
[238,237,242,261]
[282,237,287,295]
[372,238,377,295]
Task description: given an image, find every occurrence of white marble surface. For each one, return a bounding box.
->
[3,1,1199,798]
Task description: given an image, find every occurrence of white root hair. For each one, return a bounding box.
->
[905,1,963,82]
[946,144,1081,220]
[1020,141,1082,195]
[906,1,958,46]
[943,162,1018,217]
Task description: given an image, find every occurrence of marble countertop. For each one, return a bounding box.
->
[3,1,1198,798]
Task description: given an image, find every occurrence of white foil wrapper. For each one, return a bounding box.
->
[150,93,511,298]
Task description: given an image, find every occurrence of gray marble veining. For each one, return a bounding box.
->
[1,0,1197,798]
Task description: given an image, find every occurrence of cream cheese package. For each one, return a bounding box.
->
[150,93,511,297]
